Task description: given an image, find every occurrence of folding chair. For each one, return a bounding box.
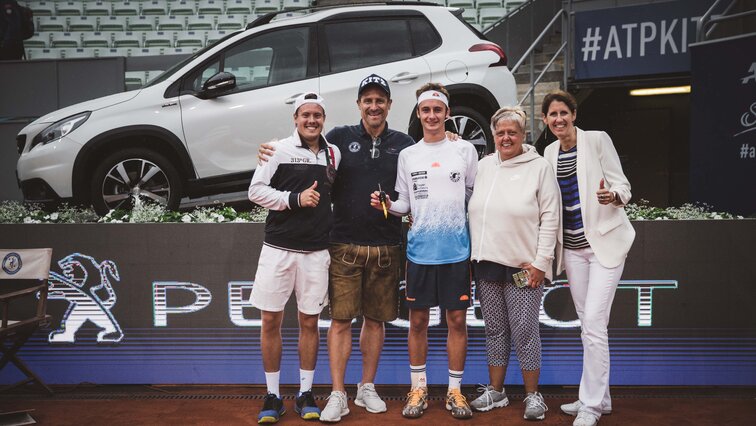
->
[0,248,54,395]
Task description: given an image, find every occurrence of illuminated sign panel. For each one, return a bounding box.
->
[0,222,754,386]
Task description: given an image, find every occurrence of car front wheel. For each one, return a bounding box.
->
[90,148,183,215]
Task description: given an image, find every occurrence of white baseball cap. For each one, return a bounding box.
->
[294,92,325,114]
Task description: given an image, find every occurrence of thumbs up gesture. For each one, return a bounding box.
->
[299,181,320,208]
[596,178,615,205]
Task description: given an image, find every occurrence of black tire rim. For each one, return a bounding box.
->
[100,158,171,211]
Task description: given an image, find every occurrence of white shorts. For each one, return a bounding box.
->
[250,244,330,315]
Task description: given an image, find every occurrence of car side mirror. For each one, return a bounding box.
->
[197,72,237,99]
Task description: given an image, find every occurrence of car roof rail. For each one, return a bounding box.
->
[246,1,443,30]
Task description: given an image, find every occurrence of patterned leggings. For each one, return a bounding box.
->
[477,279,543,371]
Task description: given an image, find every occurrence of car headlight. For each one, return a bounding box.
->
[30,111,91,150]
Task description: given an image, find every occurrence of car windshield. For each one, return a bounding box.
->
[143,31,242,88]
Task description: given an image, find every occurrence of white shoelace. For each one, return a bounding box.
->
[524,393,548,411]
[326,391,347,409]
[360,384,381,402]
[475,384,495,405]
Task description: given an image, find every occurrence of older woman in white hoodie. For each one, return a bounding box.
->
[468,106,560,421]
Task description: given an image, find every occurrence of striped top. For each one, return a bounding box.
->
[557,146,589,249]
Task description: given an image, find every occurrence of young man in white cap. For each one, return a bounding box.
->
[248,92,341,424]
[371,83,478,420]
[259,74,417,423]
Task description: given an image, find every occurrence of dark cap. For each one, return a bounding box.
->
[358,74,391,98]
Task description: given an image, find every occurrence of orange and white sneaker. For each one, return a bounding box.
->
[402,387,428,418]
[446,388,473,419]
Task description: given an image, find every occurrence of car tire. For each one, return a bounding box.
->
[408,105,493,157]
[90,148,183,215]
[446,105,493,158]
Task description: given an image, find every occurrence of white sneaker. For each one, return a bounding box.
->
[523,392,548,420]
[560,400,612,416]
[355,382,387,413]
[573,411,599,426]
[320,391,349,423]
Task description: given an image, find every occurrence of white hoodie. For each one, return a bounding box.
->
[468,144,561,280]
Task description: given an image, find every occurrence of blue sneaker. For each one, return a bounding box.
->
[295,390,321,420]
[258,392,285,424]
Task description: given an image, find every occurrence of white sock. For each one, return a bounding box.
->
[448,369,464,390]
[410,364,427,389]
[265,371,280,397]
[300,369,315,394]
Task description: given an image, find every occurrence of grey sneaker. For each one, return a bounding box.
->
[573,411,599,426]
[320,391,349,423]
[523,392,548,420]
[470,384,510,412]
[561,400,612,416]
[402,387,428,419]
[355,382,387,413]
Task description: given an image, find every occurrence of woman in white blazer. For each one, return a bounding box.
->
[541,91,635,426]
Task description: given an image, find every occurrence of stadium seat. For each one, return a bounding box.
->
[130,47,164,57]
[226,0,253,15]
[157,16,186,31]
[216,15,245,31]
[282,0,307,11]
[25,33,50,49]
[169,1,196,15]
[50,32,81,48]
[424,0,447,5]
[29,2,55,17]
[176,31,205,48]
[476,0,502,8]
[82,32,112,48]
[55,1,84,16]
[205,30,231,46]
[505,0,527,11]
[256,0,282,14]
[68,16,98,32]
[98,16,128,32]
[128,16,157,32]
[479,7,507,26]
[166,47,199,55]
[26,48,58,60]
[448,0,476,9]
[197,0,224,15]
[187,15,215,31]
[112,1,140,16]
[462,8,478,24]
[112,32,141,48]
[125,71,148,87]
[143,31,175,48]
[60,47,97,58]
[83,1,112,16]
[37,16,67,33]
[141,0,169,16]
[98,47,131,57]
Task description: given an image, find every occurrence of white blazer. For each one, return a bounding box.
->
[545,127,636,271]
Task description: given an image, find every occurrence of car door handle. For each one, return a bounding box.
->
[284,93,304,104]
[390,72,419,83]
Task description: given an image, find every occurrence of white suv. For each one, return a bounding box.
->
[16,3,516,214]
